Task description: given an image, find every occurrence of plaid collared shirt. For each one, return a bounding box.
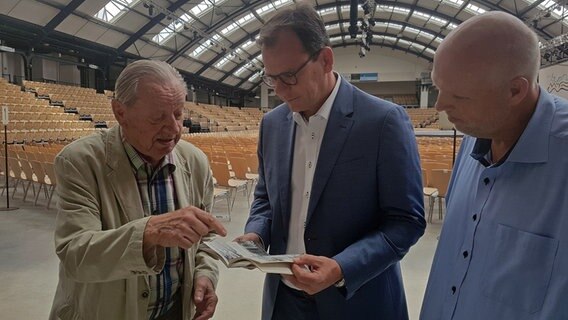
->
[122,141,184,320]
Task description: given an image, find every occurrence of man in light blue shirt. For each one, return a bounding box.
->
[421,11,568,320]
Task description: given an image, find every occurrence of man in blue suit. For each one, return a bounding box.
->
[237,3,426,319]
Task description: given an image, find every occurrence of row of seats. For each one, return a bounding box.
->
[182,131,259,220]
[186,103,263,132]
[23,80,113,127]
[406,108,439,128]
[0,143,61,209]
[23,80,97,97]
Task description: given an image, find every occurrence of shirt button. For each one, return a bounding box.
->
[451,286,456,294]
[142,291,149,298]
[305,192,309,198]
[472,214,477,221]
[483,177,490,185]
[308,161,312,168]
[463,251,469,258]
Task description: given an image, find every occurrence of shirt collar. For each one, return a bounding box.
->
[470,87,554,165]
[293,72,341,125]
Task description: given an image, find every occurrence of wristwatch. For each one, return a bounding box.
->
[334,278,346,288]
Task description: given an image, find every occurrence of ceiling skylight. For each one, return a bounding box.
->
[94,0,139,24]
[152,13,193,44]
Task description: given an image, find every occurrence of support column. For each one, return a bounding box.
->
[420,84,430,109]
[191,86,197,103]
[260,83,268,109]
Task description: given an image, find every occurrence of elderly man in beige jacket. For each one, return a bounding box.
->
[49,60,227,320]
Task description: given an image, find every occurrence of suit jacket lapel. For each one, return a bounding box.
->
[306,80,354,224]
[105,126,146,222]
[278,111,296,233]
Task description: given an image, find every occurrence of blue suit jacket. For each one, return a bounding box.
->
[245,79,426,320]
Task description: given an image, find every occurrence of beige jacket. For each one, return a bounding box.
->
[49,126,218,320]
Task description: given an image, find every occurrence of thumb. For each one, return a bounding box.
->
[193,282,205,303]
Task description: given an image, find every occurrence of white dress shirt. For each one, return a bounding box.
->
[284,73,342,288]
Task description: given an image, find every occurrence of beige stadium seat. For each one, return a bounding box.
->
[428,169,452,222]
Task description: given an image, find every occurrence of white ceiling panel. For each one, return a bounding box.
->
[0,0,20,16]
[96,29,130,48]
[184,60,204,73]
[139,43,161,58]
[125,40,149,56]
[51,0,72,5]
[149,48,172,60]
[8,0,59,26]
[55,14,88,35]
[114,11,149,33]
[201,69,224,80]
[161,34,193,51]
[171,58,191,70]
[76,0,108,16]
[224,77,241,86]
[75,21,109,42]
[240,82,254,90]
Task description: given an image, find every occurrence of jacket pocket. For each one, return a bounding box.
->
[55,303,81,320]
[482,223,558,314]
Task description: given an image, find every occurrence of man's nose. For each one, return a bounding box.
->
[163,115,180,133]
[434,94,448,111]
[273,79,289,97]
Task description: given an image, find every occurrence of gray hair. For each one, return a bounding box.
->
[257,2,330,56]
[114,60,188,106]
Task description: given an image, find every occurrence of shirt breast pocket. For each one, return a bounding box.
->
[482,223,558,314]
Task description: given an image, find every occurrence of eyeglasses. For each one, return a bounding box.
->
[261,50,321,88]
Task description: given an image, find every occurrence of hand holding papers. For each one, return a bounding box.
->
[202,238,299,274]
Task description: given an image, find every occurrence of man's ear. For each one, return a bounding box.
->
[111,99,126,125]
[320,47,334,73]
[509,76,529,106]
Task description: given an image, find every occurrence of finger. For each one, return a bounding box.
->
[233,233,257,243]
[180,234,201,249]
[197,296,217,320]
[233,235,247,242]
[291,264,317,283]
[291,263,312,276]
[193,304,215,320]
[293,254,321,265]
[195,278,215,302]
[195,211,227,236]
[193,284,206,304]
[176,225,201,246]
[176,236,192,250]
[188,221,210,237]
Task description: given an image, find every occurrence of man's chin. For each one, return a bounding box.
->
[286,101,304,113]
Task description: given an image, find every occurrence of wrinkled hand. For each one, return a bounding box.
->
[233,233,263,247]
[283,254,343,295]
[193,276,218,320]
[144,206,227,250]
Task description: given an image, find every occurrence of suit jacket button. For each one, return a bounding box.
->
[142,291,149,298]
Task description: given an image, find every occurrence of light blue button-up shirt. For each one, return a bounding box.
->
[421,88,568,320]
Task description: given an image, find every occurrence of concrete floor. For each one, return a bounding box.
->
[0,185,442,320]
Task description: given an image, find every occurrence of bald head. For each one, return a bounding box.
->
[436,11,540,85]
